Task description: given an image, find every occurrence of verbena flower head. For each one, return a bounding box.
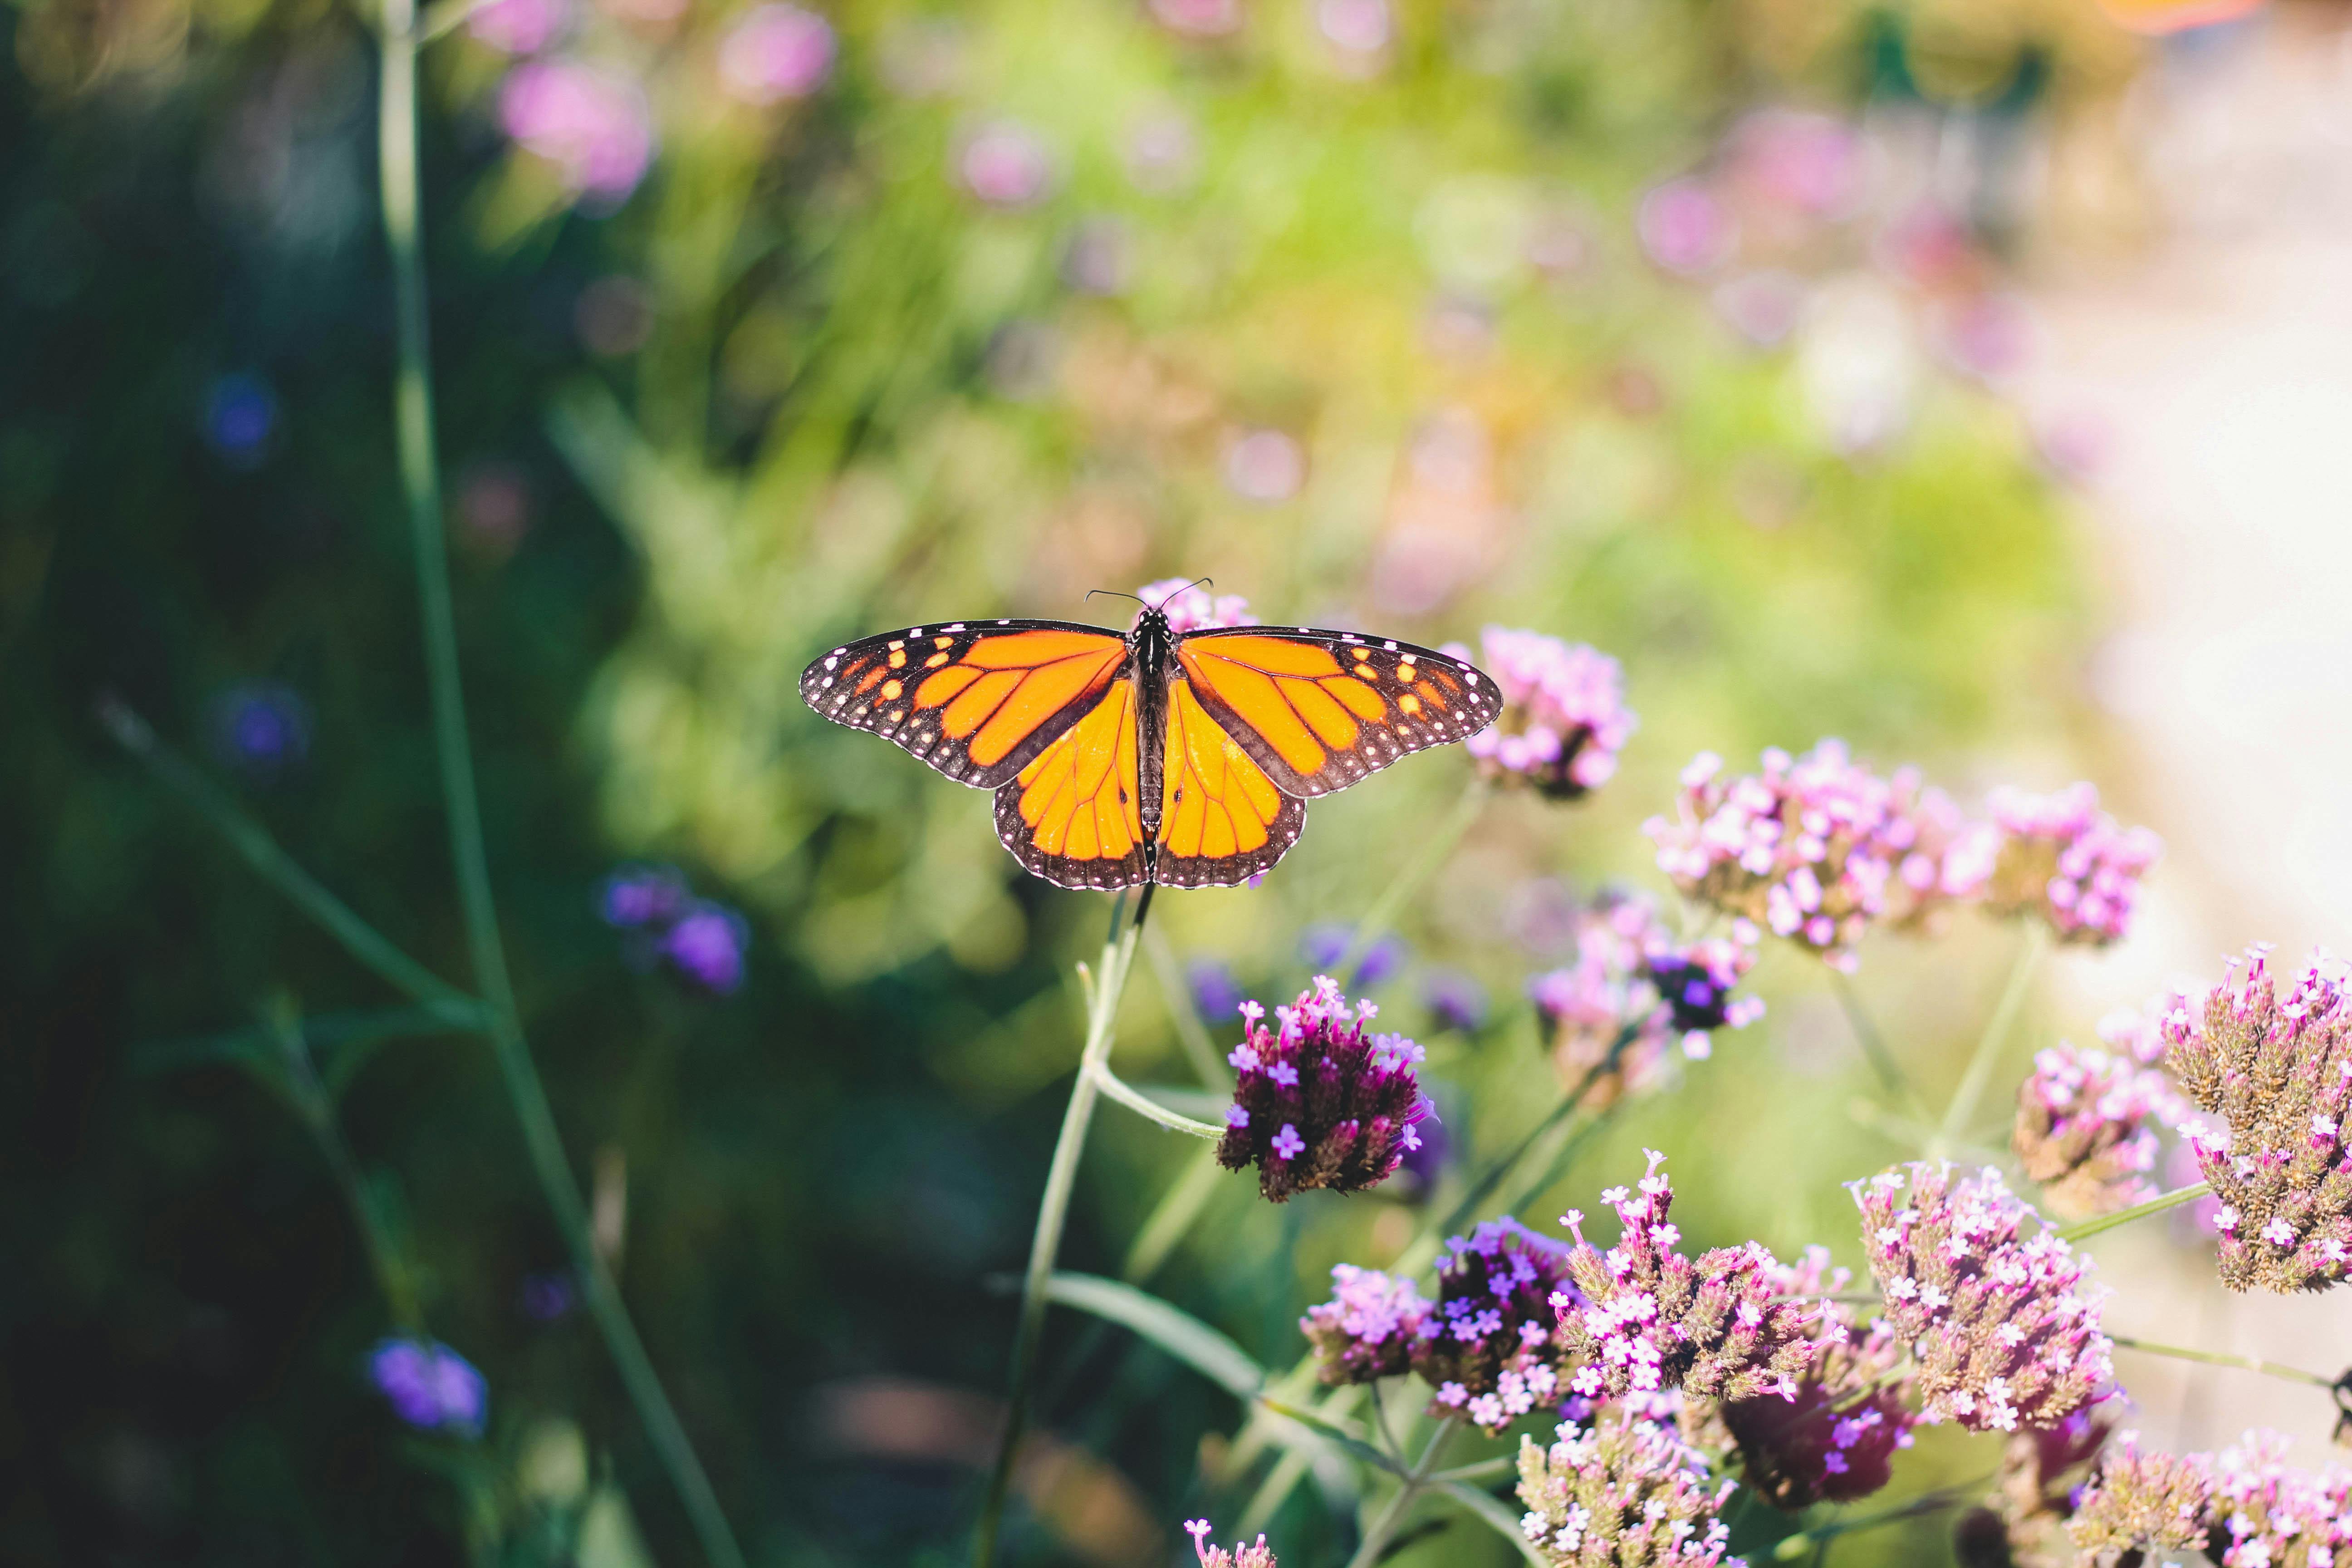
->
[1515,1411,1741,1567]
[663,901,749,994]
[1424,1217,1578,1432]
[601,863,689,928]
[1554,1152,1825,1407]
[2208,1429,2352,1568]
[2163,946,2352,1292]
[1300,1264,1436,1385]
[498,60,655,203]
[1695,1247,1916,1509]
[368,1338,488,1437]
[2012,1033,2185,1220]
[1641,936,1764,1062]
[1882,774,1996,933]
[1530,893,1762,1104]
[1646,741,1908,972]
[2067,1432,2215,1559]
[1215,979,1429,1203]
[717,4,836,104]
[1983,783,2160,946]
[1448,628,1637,800]
[1852,1162,2113,1432]
[1185,1519,1277,1568]
[1137,578,1257,634]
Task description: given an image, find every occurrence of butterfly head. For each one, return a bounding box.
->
[1129,601,1174,665]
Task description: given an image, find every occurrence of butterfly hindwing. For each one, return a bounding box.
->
[992,676,1153,890]
[801,619,1129,789]
[1172,627,1500,798]
[1152,676,1305,888]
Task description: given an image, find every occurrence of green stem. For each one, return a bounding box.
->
[1830,970,1927,1122]
[972,897,1153,1568]
[1769,1475,1993,1561]
[375,11,744,1568]
[1343,1419,1457,1568]
[1333,777,1490,983]
[1932,926,2044,1157]
[1429,1456,1514,1485]
[2107,1332,2336,1388]
[1091,1064,1225,1139]
[2058,1182,2212,1243]
[273,1014,426,1331]
[98,701,477,1015]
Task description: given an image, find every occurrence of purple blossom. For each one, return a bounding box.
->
[600,864,689,928]
[717,4,835,104]
[1422,968,1488,1034]
[467,0,567,54]
[1515,1410,1739,1567]
[663,902,748,995]
[499,60,654,202]
[368,1338,488,1437]
[1188,958,1243,1025]
[1300,1264,1437,1384]
[1982,782,2160,946]
[210,681,310,780]
[1727,109,1862,218]
[1185,1520,1277,1568]
[1136,578,1257,634]
[1853,1162,2114,1433]
[2012,1033,2185,1219]
[1215,978,1428,1202]
[1636,178,1733,276]
[2202,1430,2352,1567]
[1529,891,1762,1101]
[1444,629,1635,800]
[1423,1217,1578,1432]
[959,120,1055,208]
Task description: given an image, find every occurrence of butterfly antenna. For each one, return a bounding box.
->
[1085,588,1145,608]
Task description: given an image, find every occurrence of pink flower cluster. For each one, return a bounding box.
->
[1853,1163,2113,1433]
[1515,1412,1740,1567]
[1446,628,1637,800]
[1424,1218,1580,1433]
[1298,1264,1434,1384]
[1185,1520,1278,1568]
[2012,1025,2185,1220]
[1984,784,2161,946]
[717,4,836,105]
[1216,979,1429,1203]
[1137,578,1258,634]
[1553,1152,1827,1407]
[2072,1429,2352,1566]
[499,61,655,202]
[1529,892,1762,1105]
[2162,946,2352,1292]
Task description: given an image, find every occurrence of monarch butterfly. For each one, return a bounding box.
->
[800,591,1501,889]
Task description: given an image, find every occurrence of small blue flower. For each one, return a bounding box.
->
[599,864,688,929]
[367,1338,487,1438]
[205,373,278,468]
[663,902,748,994]
[1188,958,1242,1024]
[1421,969,1487,1033]
[210,681,310,781]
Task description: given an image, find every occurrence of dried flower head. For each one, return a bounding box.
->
[1853,1162,2113,1433]
[1137,578,1257,634]
[2163,947,2352,1292]
[1692,1247,1917,1509]
[1993,1406,2116,1564]
[1554,1152,1825,1408]
[2208,1429,2352,1568]
[1447,628,1637,799]
[1983,784,2160,946]
[2068,1432,2215,1560]
[1646,742,1911,972]
[1300,1264,1436,1385]
[1515,1412,1741,1567]
[2013,1034,2185,1220]
[368,1338,488,1437]
[1185,1519,1278,1568]
[1216,980,1430,1203]
[1424,1218,1578,1432]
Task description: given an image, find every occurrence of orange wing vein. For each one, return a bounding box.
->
[1153,676,1305,888]
[802,619,1128,789]
[993,677,1151,890]
[1174,628,1500,797]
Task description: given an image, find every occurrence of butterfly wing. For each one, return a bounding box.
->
[1152,675,1306,888]
[992,676,1152,890]
[1173,627,1499,798]
[801,619,1130,789]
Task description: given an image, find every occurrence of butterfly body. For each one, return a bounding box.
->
[802,602,1498,890]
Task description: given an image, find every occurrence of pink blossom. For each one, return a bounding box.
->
[1135,578,1256,633]
[718,4,836,104]
[1984,782,2160,946]
[469,0,568,55]
[1449,628,1635,800]
[959,120,1056,208]
[1637,178,1733,276]
[499,61,655,201]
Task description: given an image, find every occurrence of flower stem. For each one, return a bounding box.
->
[376,11,744,1568]
[1090,1063,1226,1139]
[972,892,1153,1568]
[2057,1182,2213,1243]
[1343,1418,1457,1568]
[1769,1476,1991,1561]
[1333,777,1489,983]
[1830,970,1928,1124]
[2107,1333,2337,1387]
[1931,926,2044,1158]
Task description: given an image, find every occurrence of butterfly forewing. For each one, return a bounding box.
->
[1152,676,1306,887]
[1172,627,1500,798]
[800,619,1129,789]
[991,677,1153,890]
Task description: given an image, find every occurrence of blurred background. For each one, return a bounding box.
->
[6,0,2351,1561]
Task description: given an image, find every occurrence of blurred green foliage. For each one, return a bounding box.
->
[0,0,2136,1561]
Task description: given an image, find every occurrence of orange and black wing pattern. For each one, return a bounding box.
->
[801,619,1128,789]
[992,676,1152,890]
[1153,676,1305,887]
[1173,628,1499,798]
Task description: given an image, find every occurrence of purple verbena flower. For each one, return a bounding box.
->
[1529,892,1761,1102]
[368,1338,488,1437]
[1185,1520,1278,1568]
[2205,1431,2352,1568]
[1515,1410,1740,1566]
[959,119,1056,208]
[1215,978,1428,1202]
[1188,958,1244,1025]
[663,902,748,995]
[717,4,835,104]
[1445,629,1636,800]
[1423,1217,1578,1432]
[1137,578,1258,634]
[2067,1431,2214,1559]
[1300,1264,1437,1384]
[210,681,311,781]
[600,863,689,928]
[1637,177,1734,277]
[467,0,567,54]
[1983,783,2160,946]
[2012,1034,2185,1220]
[1422,968,1488,1034]
[1852,1162,2114,1433]
[1554,1151,1826,1408]
[2162,946,2352,1292]
[499,60,654,202]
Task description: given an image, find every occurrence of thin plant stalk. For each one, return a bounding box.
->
[972,890,1155,1568]
[1090,1063,1225,1139]
[1333,776,1490,982]
[1769,1475,1993,1561]
[376,10,745,1567]
[1931,926,2045,1156]
[2107,1333,2338,1389]
[1343,1419,1458,1568]
[1122,1143,1226,1283]
[1829,969,1927,1123]
[2058,1181,2212,1243]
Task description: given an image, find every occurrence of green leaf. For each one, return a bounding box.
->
[1254,1397,1411,1480]
[1437,1479,1548,1568]
[1040,1272,1265,1400]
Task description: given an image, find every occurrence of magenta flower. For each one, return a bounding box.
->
[1982,782,2160,946]
[1215,979,1429,1202]
[959,119,1055,208]
[2162,946,2352,1292]
[1135,578,1256,634]
[1185,1520,1278,1568]
[1727,108,1862,218]
[1423,1217,1578,1432]
[2012,1033,2184,1219]
[1530,892,1761,1102]
[717,4,835,104]
[1636,178,1733,276]
[499,60,654,202]
[1515,1411,1740,1567]
[663,902,748,994]
[1881,774,1996,933]
[1447,628,1636,800]
[2209,1430,2352,1568]
[1300,1264,1436,1384]
[368,1338,488,1437]
[1554,1151,1826,1407]
[1853,1163,2113,1433]
[468,0,568,54]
